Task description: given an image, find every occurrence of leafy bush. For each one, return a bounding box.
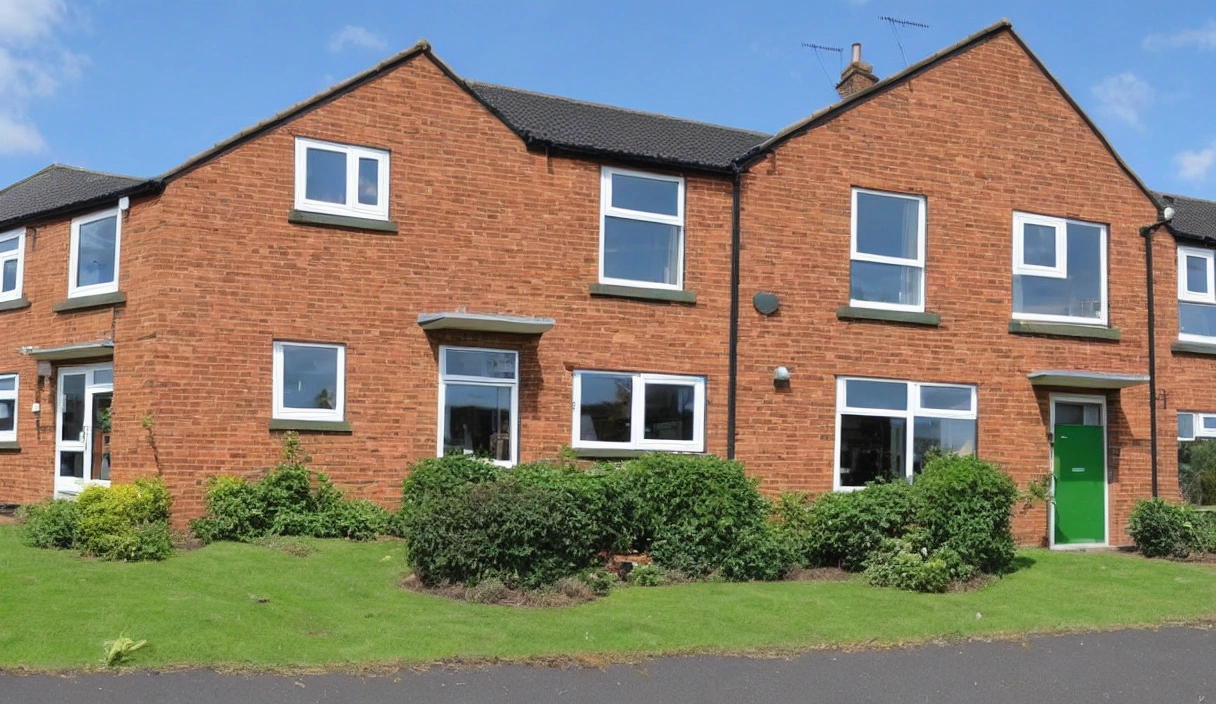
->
[189,476,264,543]
[862,538,975,593]
[625,564,667,586]
[18,498,80,550]
[912,453,1018,575]
[798,481,916,571]
[720,523,796,581]
[75,478,174,561]
[1179,440,1216,506]
[1128,499,1208,559]
[326,498,390,540]
[579,568,617,596]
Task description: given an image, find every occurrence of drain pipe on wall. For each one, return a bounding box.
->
[726,166,742,460]
[1140,205,1175,498]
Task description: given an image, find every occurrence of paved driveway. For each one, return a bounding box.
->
[1,625,1212,703]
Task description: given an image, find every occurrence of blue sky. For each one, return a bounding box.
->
[2,0,1216,198]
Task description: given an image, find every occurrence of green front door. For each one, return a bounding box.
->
[1053,424,1106,545]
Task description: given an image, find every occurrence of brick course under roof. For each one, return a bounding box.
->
[0,164,150,231]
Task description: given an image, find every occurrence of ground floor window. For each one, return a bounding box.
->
[272,341,345,422]
[438,346,518,466]
[572,370,705,452]
[0,374,16,443]
[1178,411,1216,505]
[835,377,977,489]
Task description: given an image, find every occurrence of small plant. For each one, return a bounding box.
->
[103,634,147,666]
[579,568,617,596]
[1020,473,1053,510]
[17,498,80,550]
[626,564,667,586]
[96,406,113,434]
[862,538,975,593]
[464,578,507,604]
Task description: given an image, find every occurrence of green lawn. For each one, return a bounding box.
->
[1,525,1214,671]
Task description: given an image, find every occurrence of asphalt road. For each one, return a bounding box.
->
[1,626,1212,704]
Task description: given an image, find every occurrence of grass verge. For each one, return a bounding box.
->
[1,525,1214,670]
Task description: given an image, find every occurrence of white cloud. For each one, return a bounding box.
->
[1176,142,1216,182]
[0,113,45,154]
[0,0,79,157]
[328,25,387,53]
[1143,20,1216,51]
[1091,72,1154,129]
[0,0,64,44]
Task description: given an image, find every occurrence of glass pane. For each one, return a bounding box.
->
[602,217,680,285]
[643,383,695,442]
[0,237,17,253]
[611,173,679,216]
[281,345,339,410]
[442,383,512,461]
[1180,302,1216,339]
[59,451,84,478]
[855,192,919,260]
[850,260,922,306]
[93,368,113,385]
[913,417,977,474]
[305,148,347,204]
[919,385,973,412]
[2,259,15,293]
[357,157,379,206]
[444,349,516,379]
[1186,255,1209,295]
[1022,223,1058,268]
[60,374,86,442]
[1013,223,1103,319]
[1056,402,1100,426]
[844,379,908,411]
[1203,416,1216,431]
[1179,412,1195,439]
[578,374,632,443]
[0,375,14,391]
[0,399,13,432]
[839,414,906,487]
[76,215,117,288]
[92,393,112,481]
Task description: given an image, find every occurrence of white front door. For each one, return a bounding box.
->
[55,363,114,495]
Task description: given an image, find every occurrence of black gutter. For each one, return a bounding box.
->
[1141,212,1174,498]
[726,167,742,460]
[0,180,163,233]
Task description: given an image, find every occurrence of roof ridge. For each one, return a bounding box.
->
[47,163,147,181]
[467,80,770,138]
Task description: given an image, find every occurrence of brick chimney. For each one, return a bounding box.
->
[836,43,878,99]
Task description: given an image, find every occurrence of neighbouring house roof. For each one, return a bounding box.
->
[1157,192,1216,244]
[0,165,156,232]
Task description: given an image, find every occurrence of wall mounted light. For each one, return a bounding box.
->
[774,366,791,383]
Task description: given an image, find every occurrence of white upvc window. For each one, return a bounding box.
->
[272,341,345,422]
[1011,212,1108,325]
[1177,246,1216,342]
[1179,411,1216,441]
[294,137,390,220]
[69,208,121,298]
[0,374,16,443]
[438,346,519,467]
[0,228,24,302]
[850,188,927,312]
[835,377,978,490]
[599,167,685,290]
[572,370,705,453]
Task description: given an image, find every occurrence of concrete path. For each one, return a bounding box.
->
[1,626,1212,703]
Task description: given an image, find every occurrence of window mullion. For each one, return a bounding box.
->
[631,376,645,446]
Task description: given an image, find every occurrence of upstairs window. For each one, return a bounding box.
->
[0,228,23,302]
[572,370,705,453]
[850,189,926,311]
[1178,246,1216,342]
[1012,212,1107,325]
[0,374,15,443]
[69,208,121,298]
[599,167,685,290]
[294,137,390,220]
[272,341,345,422]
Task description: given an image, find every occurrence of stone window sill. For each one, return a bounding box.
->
[572,447,707,459]
[288,209,398,234]
[0,442,20,451]
[588,283,697,304]
[0,297,31,313]
[1172,341,1216,356]
[52,291,127,313]
[836,305,941,326]
[268,419,352,433]
[1008,320,1120,341]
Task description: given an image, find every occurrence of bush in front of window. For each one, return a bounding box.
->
[777,481,917,572]
[911,452,1019,575]
[17,498,81,550]
[1179,439,1216,506]
[1128,498,1213,559]
[75,477,174,561]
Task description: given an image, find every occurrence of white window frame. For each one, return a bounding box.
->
[272,341,346,422]
[68,208,122,298]
[599,166,686,291]
[0,228,24,302]
[833,377,978,491]
[0,373,16,443]
[294,137,390,220]
[849,188,927,312]
[571,370,706,453]
[437,346,519,467]
[1010,211,1108,326]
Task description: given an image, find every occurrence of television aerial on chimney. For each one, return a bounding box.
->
[800,42,844,92]
[879,16,930,67]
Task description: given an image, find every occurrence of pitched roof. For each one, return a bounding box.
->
[0,164,155,232]
[1157,192,1216,243]
[467,82,769,172]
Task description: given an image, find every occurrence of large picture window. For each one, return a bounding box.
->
[599,167,685,290]
[1012,212,1107,325]
[0,228,24,302]
[1177,246,1216,342]
[572,371,705,453]
[850,189,926,311]
[294,137,390,220]
[272,341,345,422]
[835,377,977,490]
[69,208,121,298]
[0,374,16,443]
[438,347,518,466]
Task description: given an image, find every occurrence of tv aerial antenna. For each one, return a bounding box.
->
[801,42,843,91]
[879,16,930,67]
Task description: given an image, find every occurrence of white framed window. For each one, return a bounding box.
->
[69,208,121,298]
[599,167,685,290]
[272,341,345,422]
[0,228,24,302]
[850,188,926,311]
[0,374,16,443]
[294,137,390,220]
[1011,212,1107,325]
[835,377,977,490]
[572,370,705,453]
[1177,246,1216,342]
[438,346,518,466]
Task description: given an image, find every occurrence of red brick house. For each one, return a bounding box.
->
[0,20,1201,547]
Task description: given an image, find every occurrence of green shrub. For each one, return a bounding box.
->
[912,453,1018,575]
[1128,499,1208,558]
[579,568,617,596]
[800,480,916,571]
[189,476,264,543]
[862,538,975,593]
[18,498,80,550]
[75,478,174,561]
[719,523,796,582]
[325,498,390,540]
[625,564,667,586]
[1179,440,1216,506]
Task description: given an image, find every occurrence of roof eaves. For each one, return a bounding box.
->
[533,142,737,174]
[0,178,162,233]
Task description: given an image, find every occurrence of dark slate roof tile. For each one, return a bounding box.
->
[1158,192,1216,242]
[0,165,151,230]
